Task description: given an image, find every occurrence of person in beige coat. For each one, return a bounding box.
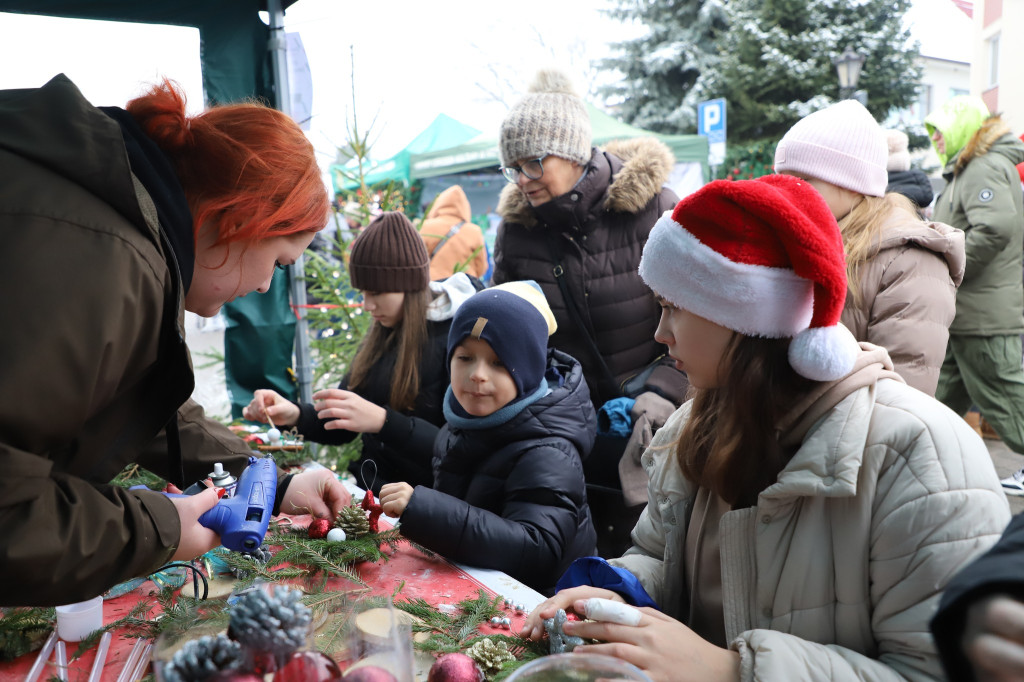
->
[775,100,964,396]
[523,175,1008,682]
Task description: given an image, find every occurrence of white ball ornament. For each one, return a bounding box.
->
[266,427,282,444]
[326,527,347,543]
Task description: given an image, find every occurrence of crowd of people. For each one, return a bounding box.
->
[3,62,1024,682]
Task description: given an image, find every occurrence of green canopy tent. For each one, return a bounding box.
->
[410,104,710,182]
[330,113,482,193]
[0,0,310,416]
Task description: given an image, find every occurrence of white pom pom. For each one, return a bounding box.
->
[528,68,577,96]
[326,527,347,542]
[266,427,282,444]
[788,324,859,381]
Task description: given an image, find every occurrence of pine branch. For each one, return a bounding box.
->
[0,606,55,661]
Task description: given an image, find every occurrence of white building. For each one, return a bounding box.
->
[890,0,974,172]
[972,0,1024,137]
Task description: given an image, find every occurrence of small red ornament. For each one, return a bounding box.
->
[342,666,398,682]
[427,653,483,682]
[308,518,331,539]
[273,650,343,682]
[361,491,383,534]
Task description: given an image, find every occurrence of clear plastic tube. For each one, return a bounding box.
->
[86,631,113,682]
[114,638,146,682]
[23,630,57,682]
[54,641,68,681]
[127,642,153,682]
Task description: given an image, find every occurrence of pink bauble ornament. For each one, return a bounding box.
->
[427,653,484,682]
[273,650,343,682]
[342,666,398,682]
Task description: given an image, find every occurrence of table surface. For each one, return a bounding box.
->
[0,509,544,682]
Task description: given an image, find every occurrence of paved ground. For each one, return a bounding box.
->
[982,436,1024,515]
[185,314,1024,516]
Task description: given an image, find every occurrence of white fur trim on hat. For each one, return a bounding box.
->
[639,213,814,338]
[789,324,859,381]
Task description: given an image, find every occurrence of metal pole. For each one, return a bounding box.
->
[267,0,315,405]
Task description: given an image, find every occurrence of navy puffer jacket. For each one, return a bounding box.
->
[397,349,597,594]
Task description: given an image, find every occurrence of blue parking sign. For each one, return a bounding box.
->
[698,98,727,165]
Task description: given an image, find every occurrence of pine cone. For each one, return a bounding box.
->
[335,503,370,538]
[466,638,515,675]
[162,634,243,682]
[228,585,312,661]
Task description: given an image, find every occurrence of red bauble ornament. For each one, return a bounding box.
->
[427,653,484,682]
[308,518,331,539]
[273,650,343,682]
[342,666,398,682]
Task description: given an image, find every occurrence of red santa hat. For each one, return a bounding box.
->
[639,174,858,382]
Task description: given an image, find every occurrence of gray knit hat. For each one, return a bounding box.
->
[499,69,592,167]
[349,212,430,292]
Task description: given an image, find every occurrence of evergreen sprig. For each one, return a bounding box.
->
[0,606,55,661]
[263,525,404,583]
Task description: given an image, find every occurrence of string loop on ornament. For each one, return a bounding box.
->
[359,459,379,494]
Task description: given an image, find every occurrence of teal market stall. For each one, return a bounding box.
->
[410,103,710,197]
[331,113,482,193]
[0,0,308,417]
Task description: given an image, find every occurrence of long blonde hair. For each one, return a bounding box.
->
[838,192,918,307]
[348,290,429,412]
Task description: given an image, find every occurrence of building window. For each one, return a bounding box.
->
[918,84,932,122]
[988,33,1000,87]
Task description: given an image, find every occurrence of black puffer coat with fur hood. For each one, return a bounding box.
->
[493,138,682,407]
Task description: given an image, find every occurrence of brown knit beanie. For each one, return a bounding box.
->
[349,212,430,292]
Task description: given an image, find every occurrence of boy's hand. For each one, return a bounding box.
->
[380,482,414,518]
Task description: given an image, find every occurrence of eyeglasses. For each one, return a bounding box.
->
[500,156,547,183]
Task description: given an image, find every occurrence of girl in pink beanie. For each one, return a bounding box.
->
[522,175,1007,682]
[774,100,964,396]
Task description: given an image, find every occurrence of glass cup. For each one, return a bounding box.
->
[505,653,653,682]
[340,598,414,682]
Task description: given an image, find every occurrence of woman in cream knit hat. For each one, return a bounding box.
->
[492,68,688,557]
[774,100,964,395]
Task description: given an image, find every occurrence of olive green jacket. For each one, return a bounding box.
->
[0,75,253,606]
[928,112,1024,335]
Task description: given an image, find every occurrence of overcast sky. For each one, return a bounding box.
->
[0,0,971,181]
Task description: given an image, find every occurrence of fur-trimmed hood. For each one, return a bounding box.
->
[497,136,675,227]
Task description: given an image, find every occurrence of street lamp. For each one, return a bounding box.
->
[834,45,867,104]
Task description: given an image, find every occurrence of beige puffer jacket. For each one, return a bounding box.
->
[612,345,1009,681]
[840,210,964,396]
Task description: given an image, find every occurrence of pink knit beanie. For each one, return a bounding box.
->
[774,100,888,197]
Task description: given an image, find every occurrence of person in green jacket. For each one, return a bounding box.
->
[926,96,1024,495]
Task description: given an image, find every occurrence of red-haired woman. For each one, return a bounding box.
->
[0,74,350,606]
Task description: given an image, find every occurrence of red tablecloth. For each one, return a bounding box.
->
[0,521,530,681]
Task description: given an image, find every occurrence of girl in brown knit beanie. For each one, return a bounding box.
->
[244,211,464,493]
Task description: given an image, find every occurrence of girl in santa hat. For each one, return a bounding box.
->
[523,174,1008,682]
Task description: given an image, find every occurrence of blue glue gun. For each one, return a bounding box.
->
[198,455,277,552]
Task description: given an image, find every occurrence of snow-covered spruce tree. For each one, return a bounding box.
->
[599,0,727,133]
[713,0,921,144]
